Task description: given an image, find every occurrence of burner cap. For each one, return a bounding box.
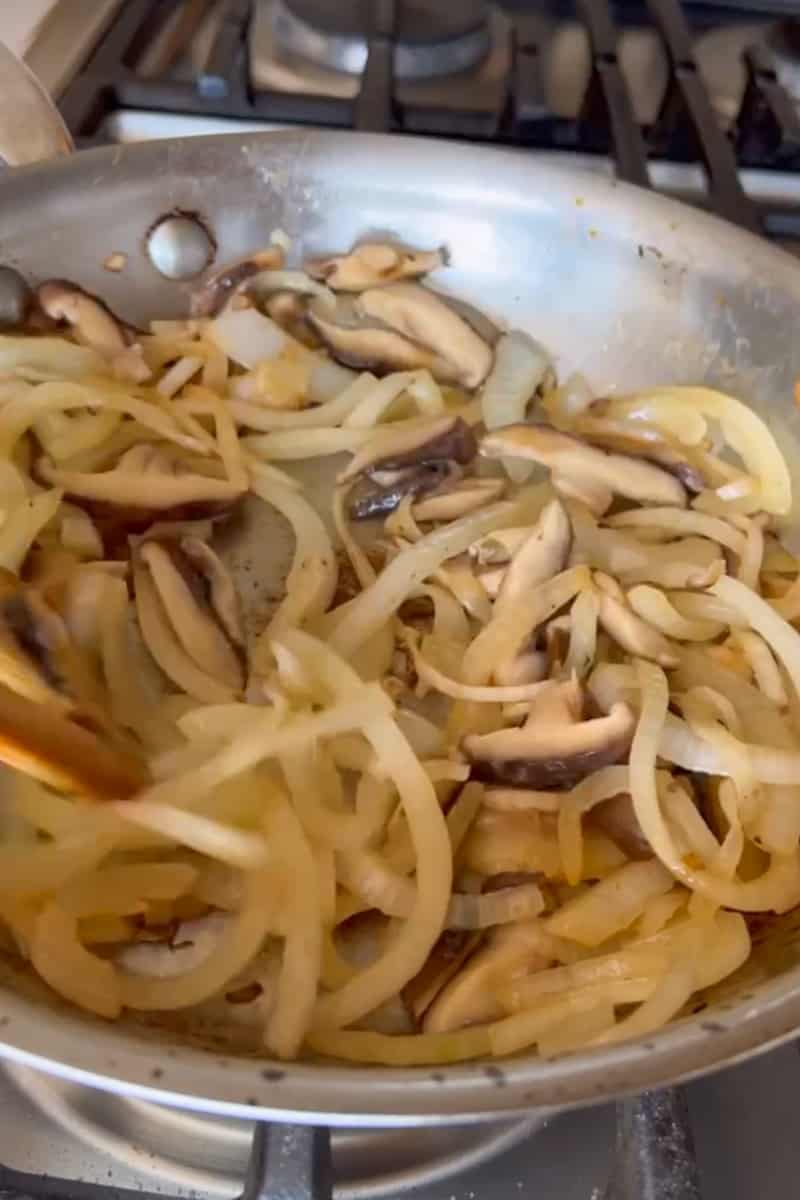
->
[272,0,492,80]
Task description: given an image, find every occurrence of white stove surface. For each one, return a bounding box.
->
[1,1040,799,1199]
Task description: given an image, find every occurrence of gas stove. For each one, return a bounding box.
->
[3,1042,800,1200]
[7,2,800,1198]
[23,0,800,246]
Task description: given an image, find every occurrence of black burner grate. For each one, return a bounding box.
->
[57,0,800,239]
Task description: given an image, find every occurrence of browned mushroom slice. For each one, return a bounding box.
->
[180,536,244,650]
[307,295,458,380]
[495,499,572,610]
[401,929,482,1025]
[411,477,506,523]
[463,702,635,789]
[137,537,245,694]
[597,590,679,668]
[339,415,477,484]
[590,793,650,859]
[357,284,492,389]
[306,243,445,292]
[0,680,146,799]
[0,581,102,710]
[481,425,688,508]
[191,248,284,317]
[348,461,459,521]
[423,922,550,1033]
[37,280,135,355]
[570,416,706,493]
[37,444,245,516]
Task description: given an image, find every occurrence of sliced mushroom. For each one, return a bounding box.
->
[0,579,105,712]
[306,243,445,292]
[308,294,457,380]
[338,415,477,484]
[348,461,459,521]
[423,922,549,1033]
[590,793,650,859]
[570,416,706,493]
[464,701,635,789]
[357,284,492,389]
[411,477,505,522]
[191,248,284,317]
[0,679,147,799]
[137,537,245,694]
[37,444,245,521]
[481,425,687,508]
[401,929,481,1024]
[264,291,320,348]
[495,499,572,611]
[180,536,244,649]
[597,590,679,668]
[37,280,134,356]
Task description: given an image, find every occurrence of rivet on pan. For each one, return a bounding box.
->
[146,213,215,280]
[0,267,31,328]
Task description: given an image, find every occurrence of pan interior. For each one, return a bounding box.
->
[0,130,800,1118]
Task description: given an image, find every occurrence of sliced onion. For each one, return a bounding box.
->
[328,499,520,658]
[31,902,120,1018]
[250,465,337,652]
[446,883,544,930]
[0,488,62,574]
[0,336,104,378]
[111,802,270,869]
[606,507,746,557]
[711,575,800,706]
[729,630,788,707]
[546,858,673,946]
[209,306,288,368]
[627,586,723,642]
[615,387,791,515]
[481,331,551,482]
[403,627,552,702]
[120,869,274,1010]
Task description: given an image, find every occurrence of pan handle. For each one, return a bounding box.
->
[0,40,73,166]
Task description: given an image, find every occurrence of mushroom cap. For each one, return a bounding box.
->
[37,280,133,354]
[357,283,492,389]
[481,424,687,508]
[463,701,636,789]
[191,248,284,317]
[307,296,457,381]
[306,243,444,292]
[348,460,459,521]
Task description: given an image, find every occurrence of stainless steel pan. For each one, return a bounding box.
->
[1,45,800,1133]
